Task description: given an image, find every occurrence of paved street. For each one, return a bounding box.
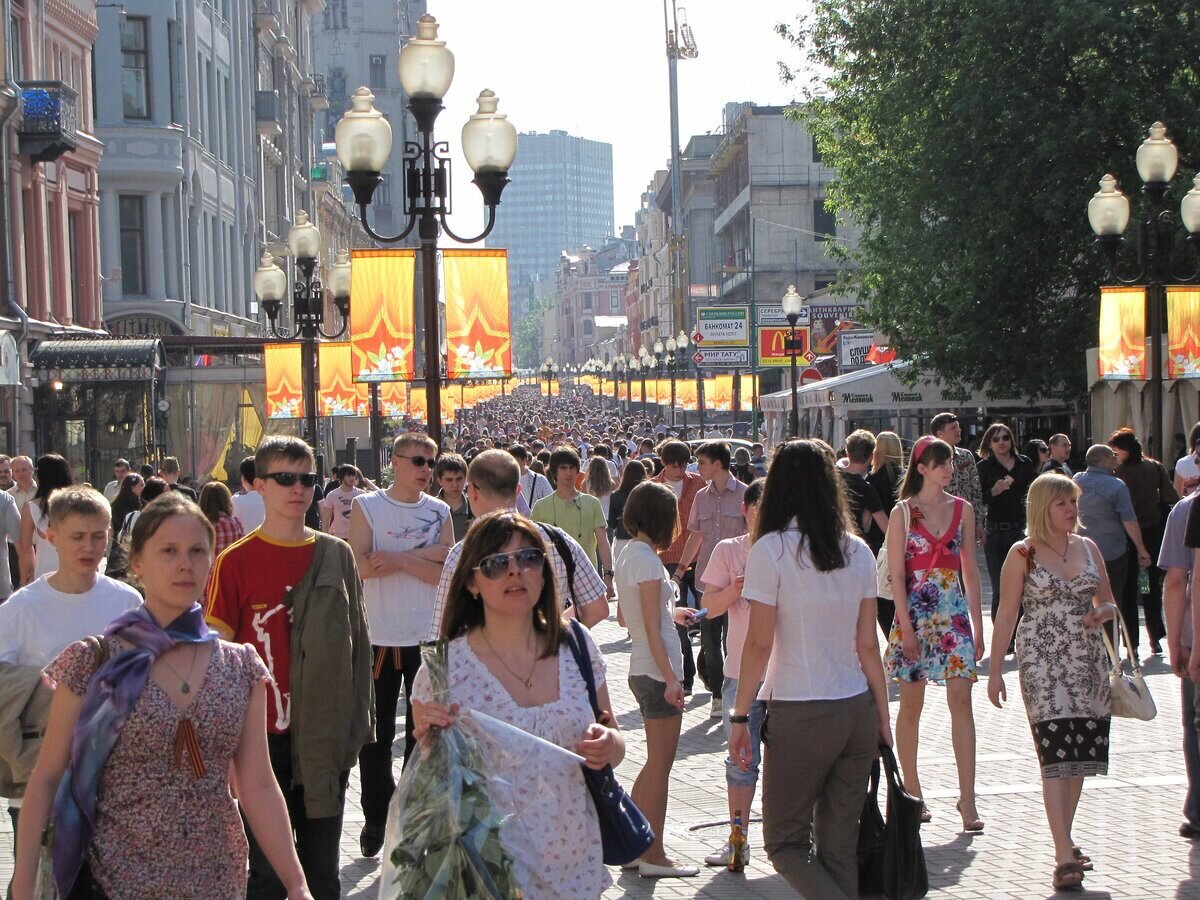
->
[4,608,1199,899]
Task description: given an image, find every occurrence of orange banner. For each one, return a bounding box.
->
[1098,286,1146,380]
[350,249,416,382]
[443,249,512,378]
[1169,286,1200,379]
[264,343,304,419]
[318,342,366,416]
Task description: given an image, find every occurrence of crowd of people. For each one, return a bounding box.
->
[0,383,1198,898]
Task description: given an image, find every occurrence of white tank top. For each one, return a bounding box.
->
[29,501,58,579]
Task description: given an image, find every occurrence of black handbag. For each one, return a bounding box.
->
[880,744,929,899]
[857,757,887,896]
[562,620,656,865]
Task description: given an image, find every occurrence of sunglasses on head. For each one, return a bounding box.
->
[474,547,545,580]
[395,453,436,468]
[261,471,319,488]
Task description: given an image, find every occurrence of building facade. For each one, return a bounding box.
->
[551,232,636,367]
[487,129,615,321]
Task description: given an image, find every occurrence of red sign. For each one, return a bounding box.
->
[693,330,703,344]
[758,326,810,368]
[800,367,823,385]
[692,350,704,365]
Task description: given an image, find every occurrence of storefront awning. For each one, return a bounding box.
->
[30,337,164,382]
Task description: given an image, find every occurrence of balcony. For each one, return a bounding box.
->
[254,1,280,34]
[309,73,329,111]
[17,81,79,163]
[255,90,281,138]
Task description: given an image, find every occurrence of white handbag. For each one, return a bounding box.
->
[1101,609,1157,721]
[875,501,910,601]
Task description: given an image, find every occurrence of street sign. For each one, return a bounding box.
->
[693,306,750,347]
[757,326,810,368]
[757,305,800,327]
[837,329,875,372]
[693,348,750,368]
[800,367,823,385]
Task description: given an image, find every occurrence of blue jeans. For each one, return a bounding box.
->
[722,675,767,787]
[1183,677,1200,827]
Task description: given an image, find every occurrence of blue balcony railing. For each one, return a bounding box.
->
[17,81,79,163]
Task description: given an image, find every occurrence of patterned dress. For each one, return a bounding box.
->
[1015,545,1110,778]
[884,497,978,683]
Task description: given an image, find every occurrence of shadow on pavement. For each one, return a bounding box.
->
[1176,837,1200,899]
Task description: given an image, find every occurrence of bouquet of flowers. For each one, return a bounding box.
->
[378,642,524,900]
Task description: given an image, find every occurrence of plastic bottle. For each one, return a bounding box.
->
[728,810,747,872]
[1138,566,1150,595]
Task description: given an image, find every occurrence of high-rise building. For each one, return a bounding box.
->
[487,130,614,319]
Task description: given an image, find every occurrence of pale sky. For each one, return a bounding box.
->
[428,1,810,239]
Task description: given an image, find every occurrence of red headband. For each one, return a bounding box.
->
[911,435,937,462]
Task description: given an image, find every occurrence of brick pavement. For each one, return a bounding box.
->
[4,612,1199,898]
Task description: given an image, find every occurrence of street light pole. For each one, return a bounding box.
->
[782,284,804,439]
[335,15,518,449]
[1089,122,1200,460]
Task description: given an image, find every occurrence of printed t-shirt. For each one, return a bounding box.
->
[205,531,317,733]
[321,485,365,538]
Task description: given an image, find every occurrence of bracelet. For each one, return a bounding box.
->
[729,714,750,724]
[603,569,614,577]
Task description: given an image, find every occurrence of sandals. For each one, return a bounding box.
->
[1072,846,1094,872]
[919,803,932,823]
[1053,861,1085,891]
[956,800,984,832]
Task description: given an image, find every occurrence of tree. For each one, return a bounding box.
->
[784,0,1200,398]
[512,293,554,369]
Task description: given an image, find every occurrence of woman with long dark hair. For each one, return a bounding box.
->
[730,440,892,898]
[608,459,648,562]
[108,474,144,541]
[884,436,985,831]
[1109,427,1177,656]
[977,422,1037,625]
[18,453,73,584]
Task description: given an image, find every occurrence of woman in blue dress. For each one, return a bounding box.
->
[883,436,986,831]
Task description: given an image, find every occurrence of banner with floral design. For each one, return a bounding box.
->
[1098,285,1146,380]
[264,343,305,419]
[318,342,367,416]
[1168,286,1200,379]
[442,249,512,378]
[350,249,416,382]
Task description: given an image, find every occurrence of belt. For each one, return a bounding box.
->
[993,521,1023,531]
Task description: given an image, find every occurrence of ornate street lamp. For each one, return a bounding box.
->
[253,211,350,475]
[1089,121,1200,459]
[334,15,518,448]
[541,358,558,398]
[781,284,805,438]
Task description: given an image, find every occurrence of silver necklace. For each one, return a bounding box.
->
[159,644,201,694]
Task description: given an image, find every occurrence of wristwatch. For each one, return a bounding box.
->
[603,569,614,577]
[729,713,750,724]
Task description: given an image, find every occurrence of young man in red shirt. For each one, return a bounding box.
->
[206,436,372,900]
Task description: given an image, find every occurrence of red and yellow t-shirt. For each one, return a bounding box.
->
[205,531,317,734]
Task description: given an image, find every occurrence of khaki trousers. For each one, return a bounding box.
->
[762,690,877,899]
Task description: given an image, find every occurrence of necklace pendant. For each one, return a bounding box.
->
[181,682,191,694]
[523,679,533,689]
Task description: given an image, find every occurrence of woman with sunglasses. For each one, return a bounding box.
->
[411,511,625,898]
[977,422,1038,629]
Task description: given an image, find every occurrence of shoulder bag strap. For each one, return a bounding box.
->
[561,619,602,721]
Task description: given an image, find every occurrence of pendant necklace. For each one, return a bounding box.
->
[160,644,201,694]
[480,629,538,690]
[1046,536,1071,563]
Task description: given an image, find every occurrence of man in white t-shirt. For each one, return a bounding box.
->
[347,433,452,858]
[0,486,141,864]
[230,456,265,534]
[102,458,131,502]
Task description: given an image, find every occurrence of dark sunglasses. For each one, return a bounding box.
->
[474,547,545,580]
[261,471,318,488]
[992,434,1012,442]
[395,453,436,469]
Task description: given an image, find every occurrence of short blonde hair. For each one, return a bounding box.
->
[47,485,111,527]
[1025,473,1080,545]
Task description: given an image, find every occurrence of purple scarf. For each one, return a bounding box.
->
[52,604,217,896]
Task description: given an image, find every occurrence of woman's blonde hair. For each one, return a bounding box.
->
[1025,473,1080,545]
[871,431,904,474]
[583,456,613,497]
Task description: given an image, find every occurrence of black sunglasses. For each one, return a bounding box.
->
[475,547,545,580]
[395,453,436,469]
[261,472,318,488]
[992,434,1012,442]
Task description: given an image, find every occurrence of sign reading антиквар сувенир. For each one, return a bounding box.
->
[692,306,750,347]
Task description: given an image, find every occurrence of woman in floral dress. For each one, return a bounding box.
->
[884,436,985,832]
[988,473,1115,891]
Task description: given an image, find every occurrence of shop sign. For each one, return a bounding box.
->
[693,306,750,347]
[758,326,812,367]
[837,330,874,372]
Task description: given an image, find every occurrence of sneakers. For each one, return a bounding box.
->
[704,842,751,867]
[638,861,700,878]
[710,697,723,718]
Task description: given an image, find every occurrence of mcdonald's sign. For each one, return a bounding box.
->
[758,326,811,368]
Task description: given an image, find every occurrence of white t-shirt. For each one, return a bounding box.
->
[741,529,876,702]
[701,534,751,679]
[0,574,143,667]
[1177,454,1200,495]
[321,485,365,538]
[355,491,450,646]
[231,490,265,533]
[615,540,683,682]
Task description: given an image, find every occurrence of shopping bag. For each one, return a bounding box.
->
[880,744,928,900]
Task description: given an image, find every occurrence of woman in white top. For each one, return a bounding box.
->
[730,439,892,900]
[615,481,700,879]
[18,453,73,584]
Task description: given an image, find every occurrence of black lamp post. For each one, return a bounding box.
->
[253,213,351,476]
[1089,122,1200,461]
[674,330,690,433]
[621,355,633,412]
[781,284,804,439]
[542,358,558,398]
[334,15,518,449]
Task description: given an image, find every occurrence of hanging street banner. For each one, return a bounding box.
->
[264,343,304,419]
[318,342,368,416]
[692,347,750,368]
[693,306,750,347]
[1168,285,1200,379]
[350,248,416,382]
[837,330,876,372]
[442,248,513,378]
[1097,285,1146,380]
[758,326,813,368]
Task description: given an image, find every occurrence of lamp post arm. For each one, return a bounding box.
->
[358,203,419,244]
[315,316,349,341]
[440,203,498,245]
[267,321,297,341]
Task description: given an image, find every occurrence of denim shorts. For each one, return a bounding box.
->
[722,675,767,787]
[628,674,683,719]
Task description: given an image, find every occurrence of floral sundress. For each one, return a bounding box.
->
[884,497,978,684]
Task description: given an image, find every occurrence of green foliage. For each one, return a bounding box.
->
[513,294,555,370]
[782,0,1200,397]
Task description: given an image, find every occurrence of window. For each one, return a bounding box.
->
[325,0,348,29]
[813,198,836,242]
[167,21,179,123]
[582,292,592,310]
[582,319,594,336]
[68,212,80,322]
[811,134,822,163]
[610,289,620,310]
[9,13,23,79]
[369,54,386,89]
[120,17,150,119]
[119,195,146,295]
